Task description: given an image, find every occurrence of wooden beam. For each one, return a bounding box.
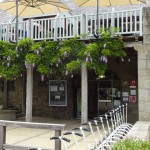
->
[3,144,52,150]
[0,120,66,130]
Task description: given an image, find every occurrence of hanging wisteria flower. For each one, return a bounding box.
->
[103,43,107,48]
[7,56,11,61]
[86,57,89,62]
[36,50,39,55]
[64,51,67,57]
[65,70,68,75]
[58,58,61,64]
[100,56,108,63]
[104,56,108,63]
[121,57,124,62]
[128,58,131,62]
[41,75,44,81]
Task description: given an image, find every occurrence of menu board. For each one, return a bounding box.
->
[49,80,67,106]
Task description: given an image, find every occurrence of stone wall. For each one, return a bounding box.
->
[134,7,150,121]
[32,73,74,119]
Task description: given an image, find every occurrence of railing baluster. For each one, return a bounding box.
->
[0,9,143,41]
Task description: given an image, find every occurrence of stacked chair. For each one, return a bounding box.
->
[50,103,133,150]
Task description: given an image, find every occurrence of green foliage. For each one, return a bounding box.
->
[66,60,81,73]
[111,139,150,150]
[37,64,49,75]
[0,28,126,80]
[0,41,22,80]
[56,37,86,75]
[36,40,59,75]
[26,53,40,65]
[82,28,126,76]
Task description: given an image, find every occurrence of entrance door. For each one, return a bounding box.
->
[88,80,98,118]
[76,87,81,118]
[98,80,113,115]
[97,79,121,115]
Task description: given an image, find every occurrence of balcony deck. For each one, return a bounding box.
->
[0,8,143,42]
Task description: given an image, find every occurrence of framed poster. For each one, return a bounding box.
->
[49,80,67,106]
[129,80,136,88]
[129,96,136,103]
[122,92,129,97]
[123,97,128,102]
[114,100,121,107]
[130,90,136,96]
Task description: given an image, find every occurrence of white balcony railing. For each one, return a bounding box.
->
[0,8,143,42]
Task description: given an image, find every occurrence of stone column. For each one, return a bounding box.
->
[134,44,150,121]
[134,7,150,121]
[81,62,88,124]
[26,64,33,122]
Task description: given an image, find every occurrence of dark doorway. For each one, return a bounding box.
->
[88,80,98,118]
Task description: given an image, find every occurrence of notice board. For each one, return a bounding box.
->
[49,80,67,106]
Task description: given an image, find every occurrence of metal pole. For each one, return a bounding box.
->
[16,0,18,42]
[96,0,99,36]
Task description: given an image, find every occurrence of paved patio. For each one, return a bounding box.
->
[6,117,104,150]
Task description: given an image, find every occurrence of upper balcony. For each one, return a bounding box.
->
[0,8,143,42]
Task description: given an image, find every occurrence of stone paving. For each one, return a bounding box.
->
[6,117,104,150]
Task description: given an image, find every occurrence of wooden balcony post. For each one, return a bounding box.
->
[54,17,58,41]
[28,19,33,39]
[139,7,143,36]
[0,125,6,150]
[81,14,86,35]
[6,24,10,42]
[111,7,115,36]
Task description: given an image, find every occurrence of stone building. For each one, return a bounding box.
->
[0,1,150,123]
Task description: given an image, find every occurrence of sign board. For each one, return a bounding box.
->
[129,96,136,103]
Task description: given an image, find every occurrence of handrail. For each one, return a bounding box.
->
[0,120,66,150]
[0,8,143,42]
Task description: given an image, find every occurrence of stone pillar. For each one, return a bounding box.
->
[134,7,150,121]
[143,7,150,44]
[26,64,33,122]
[81,62,88,124]
[135,44,150,121]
